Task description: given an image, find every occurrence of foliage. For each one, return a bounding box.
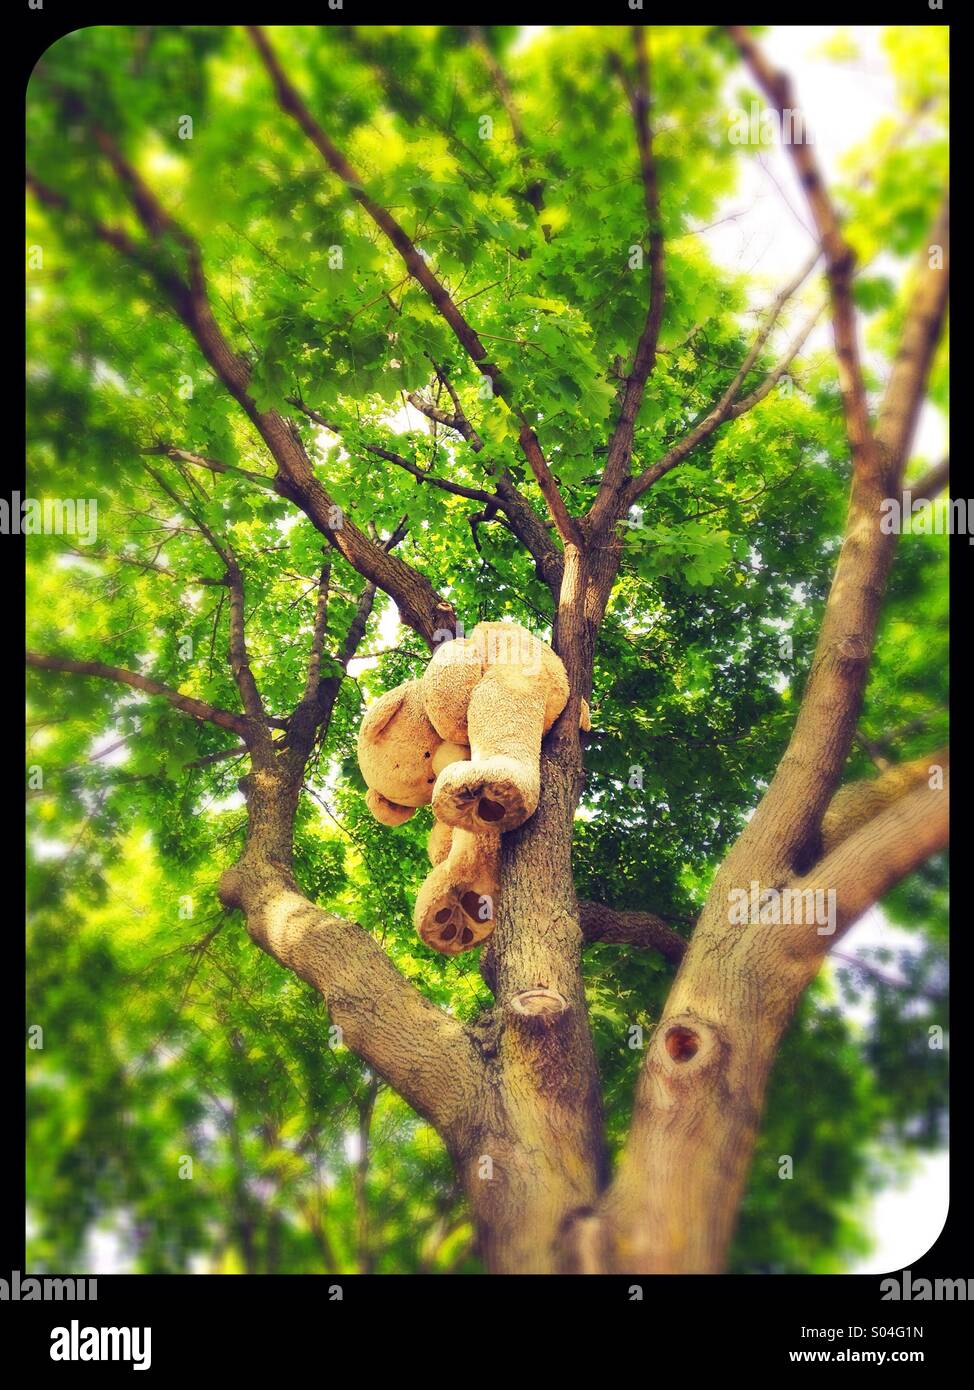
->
[26,24,947,1273]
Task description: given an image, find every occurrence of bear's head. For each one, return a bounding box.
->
[357,679,469,826]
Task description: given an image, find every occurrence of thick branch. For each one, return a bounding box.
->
[786,774,949,951]
[579,901,687,964]
[597,769,948,1275]
[820,746,948,855]
[219,866,485,1139]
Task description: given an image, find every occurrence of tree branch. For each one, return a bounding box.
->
[287,398,495,504]
[830,950,947,1004]
[141,461,276,764]
[715,30,949,877]
[728,25,879,482]
[219,868,485,1139]
[517,423,583,547]
[141,445,279,494]
[579,901,687,964]
[289,399,565,592]
[142,461,232,569]
[26,651,257,737]
[466,26,545,211]
[301,560,332,704]
[494,474,565,593]
[405,375,484,452]
[911,456,949,501]
[819,746,948,855]
[875,196,950,484]
[30,132,458,648]
[248,25,580,548]
[627,296,822,502]
[225,559,272,750]
[590,27,666,532]
[785,773,948,953]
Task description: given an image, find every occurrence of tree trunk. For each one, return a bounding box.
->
[455,748,605,1272]
[452,542,620,1273]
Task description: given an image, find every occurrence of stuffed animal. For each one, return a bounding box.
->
[356,672,500,954]
[422,621,586,835]
[356,621,589,954]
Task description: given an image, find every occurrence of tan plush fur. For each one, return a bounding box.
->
[427,622,573,834]
[357,621,587,954]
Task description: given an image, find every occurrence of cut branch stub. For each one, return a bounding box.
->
[508,987,569,1021]
[834,634,869,667]
[429,600,462,643]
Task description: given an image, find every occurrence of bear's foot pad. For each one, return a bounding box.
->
[432,759,537,834]
[419,887,495,955]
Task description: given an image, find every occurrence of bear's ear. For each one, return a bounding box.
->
[365,788,416,826]
[360,685,407,740]
[579,698,592,733]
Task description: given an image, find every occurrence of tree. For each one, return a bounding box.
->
[26,23,948,1275]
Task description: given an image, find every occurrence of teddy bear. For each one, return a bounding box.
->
[356,676,500,955]
[356,621,588,955]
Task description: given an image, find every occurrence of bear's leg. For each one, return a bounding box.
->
[431,668,547,833]
[414,827,500,954]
